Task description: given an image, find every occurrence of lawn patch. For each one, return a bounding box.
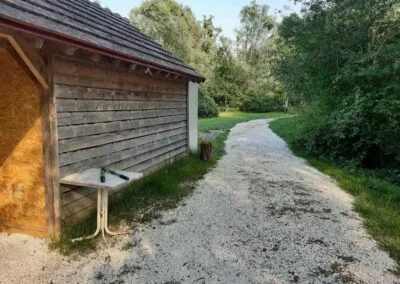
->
[199,111,291,132]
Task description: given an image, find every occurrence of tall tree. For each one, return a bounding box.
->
[236,0,275,65]
[274,0,400,168]
[130,0,220,78]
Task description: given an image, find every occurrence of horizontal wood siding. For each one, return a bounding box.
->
[55,57,188,224]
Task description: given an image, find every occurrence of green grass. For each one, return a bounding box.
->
[270,117,400,267]
[51,132,229,255]
[199,111,291,132]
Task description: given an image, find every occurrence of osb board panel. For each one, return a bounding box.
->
[0,48,47,232]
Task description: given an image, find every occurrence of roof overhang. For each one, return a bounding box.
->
[0,17,206,83]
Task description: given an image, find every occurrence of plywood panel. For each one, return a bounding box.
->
[0,48,47,233]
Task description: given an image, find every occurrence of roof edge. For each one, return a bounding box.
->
[0,17,206,82]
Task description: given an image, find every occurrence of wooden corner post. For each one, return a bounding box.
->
[41,47,61,239]
[187,81,199,153]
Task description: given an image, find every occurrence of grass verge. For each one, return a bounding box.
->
[270,117,400,268]
[50,132,228,255]
[199,111,291,132]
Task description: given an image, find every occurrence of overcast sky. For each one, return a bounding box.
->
[97,0,301,39]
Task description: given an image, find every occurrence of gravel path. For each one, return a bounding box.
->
[0,119,398,284]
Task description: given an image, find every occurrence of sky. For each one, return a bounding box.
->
[97,0,301,39]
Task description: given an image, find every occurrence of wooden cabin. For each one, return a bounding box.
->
[0,0,204,238]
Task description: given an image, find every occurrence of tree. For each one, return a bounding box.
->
[236,0,275,65]
[130,0,220,79]
[274,0,400,169]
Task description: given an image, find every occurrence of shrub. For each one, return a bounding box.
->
[240,93,286,113]
[198,91,219,118]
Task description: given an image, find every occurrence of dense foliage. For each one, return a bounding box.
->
[274,0,400,170]
[130,0,399,171]
[240,92,285,113]
[198,90,219,118]
[130,0,287,118]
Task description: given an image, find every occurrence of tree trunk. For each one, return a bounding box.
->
[200,142,213,161]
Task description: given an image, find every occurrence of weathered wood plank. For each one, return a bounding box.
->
[56,99,186,113]
[126,147,188,173]
[57,108,187,126]
[135,151,188,176]
[60,137,187,177]
[54,59,187,95]
[54,74,186,95]
[62,186,97,207]
[62,191,97,220]
[61,148,187,222]
[59,121,186,153]
[58,115,187,139]
[59,128,186,166]
[109,142,187,171]
[54,57,186,89]
[55,85,186,102]
[62,204,95,224]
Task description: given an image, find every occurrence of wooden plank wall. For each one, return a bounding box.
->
[54,57,188,224]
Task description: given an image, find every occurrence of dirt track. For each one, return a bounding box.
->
[0,119,398,283]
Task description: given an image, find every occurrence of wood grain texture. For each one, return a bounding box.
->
[55,85,186,102]
[56,57,189,223]
[45,49,62,238]
[58,121,186,153]
[60,136,187,177]
[59,128,186,166]
[61,148,188,222]
[0,48,47,233]
[57,108,187,126]
[58,115,187,139]
[54,57,187,95]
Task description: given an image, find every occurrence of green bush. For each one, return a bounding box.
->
[240,93,286,113]
[198,91,219,118]
[274,0,400,171]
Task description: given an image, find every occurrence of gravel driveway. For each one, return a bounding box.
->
[0,119,398,284]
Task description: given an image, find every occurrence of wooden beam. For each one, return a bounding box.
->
[144,67,152,75]
[165,72,171,79]
[41,48,62,239]
[0,38,8,49]
[35,39,45,50]
[0,33,48,90]
[63,46,78,56]
[112,59,120,68]
[90,53,101,62]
